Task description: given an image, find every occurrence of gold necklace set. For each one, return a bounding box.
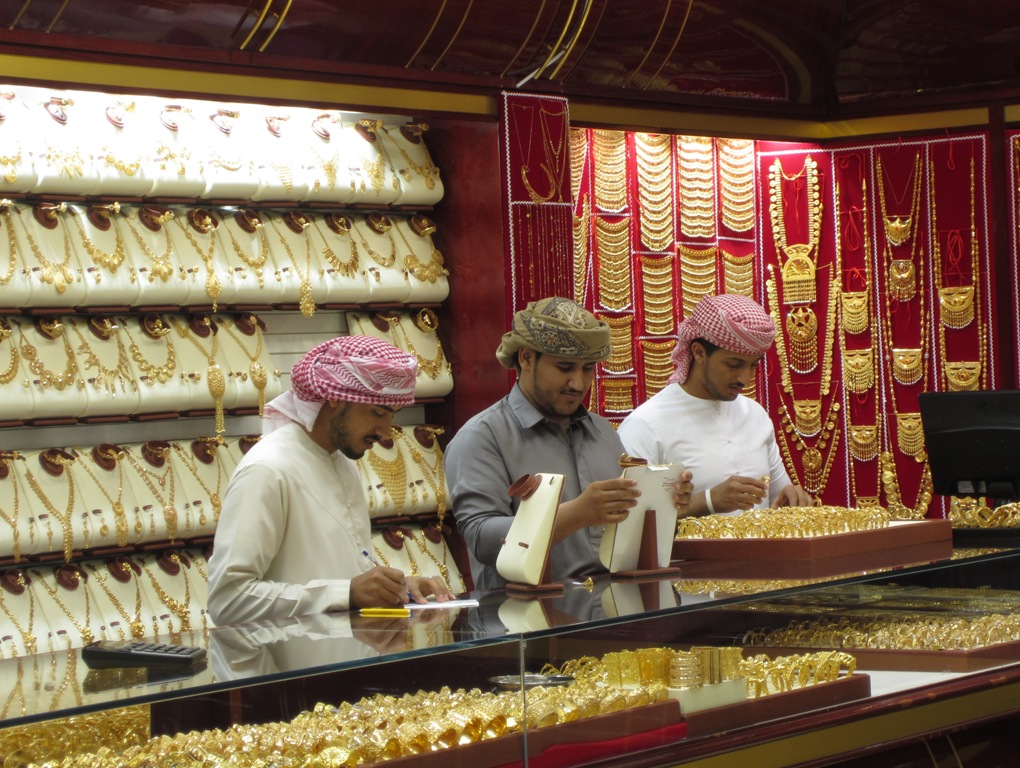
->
[16,319,81,392]
[363,440,409,516]
[932,154,984,393]
[73,445,134,547]
[677,244,717,318]
[125,315,177,386]
[640,339,676,398]
[381,123,441,191]
[0,570,36,655]
[170,316,226,438]
[267,215,317,318]
[226,210,270,289]
[396,217,449,285]
[640,254,675,336]
[40,567,94,646]
[634,133,674,252]
[13,204,76,294]
[399,426,448,524]
[143,555,193,632]
[219,315,270,416]
[602,314,635,374]
[388,311,448,380]
[591,130,627,212]
[595,216,631,310]
[602,378,635,413]
[171,441,225,527]
[350,215,397,269]
[721,250,755,297]
[123,208,177,283]
[677,136,716,239]
[70,204,127,278]
[174,211,223,311]
[86,561,145,640]
[123,445,179,543]
[877,152,923,301]
[71,317,135,397]
[313,215,360,279]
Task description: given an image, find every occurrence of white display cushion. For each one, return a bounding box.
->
[0,316,36,423]
[121,205,194,308]
[0,89,41,194]
[303,212,374,304]
[24,87,100,196]
[68,316,142,417]
[67,204,141,308]
[600,463,684,573]
[140,98,215,199]
[496,473,564,587]
[250,106,312,201]
[216,209,288,306]
[6,202,88,309]
[192,102,259,200]
[378,123,444,206]
[393,214,450,304]
[73,90,153,198]
[12,317,88,420]
[601,580,680,618]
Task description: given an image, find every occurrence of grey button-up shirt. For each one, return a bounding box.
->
[445,384,626,591]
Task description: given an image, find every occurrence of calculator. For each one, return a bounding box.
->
[81,640,208,669]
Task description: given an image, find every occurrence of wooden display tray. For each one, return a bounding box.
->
[683,674,871,739]
[365,699,683,768]
[673,519,952,562]
[747,641,1020,673]
[677,538,954,581]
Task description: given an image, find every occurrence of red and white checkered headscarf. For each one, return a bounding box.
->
[668,294,776,384]
[264,336,417,433]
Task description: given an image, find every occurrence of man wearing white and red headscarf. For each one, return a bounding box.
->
[208,336,452,626]
[619,294,812,516]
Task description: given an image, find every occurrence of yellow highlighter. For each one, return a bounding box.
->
[359,607,411,618]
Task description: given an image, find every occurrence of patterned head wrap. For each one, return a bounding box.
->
[263,336,417,434]
[495,297,611,369]
[668,294,776,384]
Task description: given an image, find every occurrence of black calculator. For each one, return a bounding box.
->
[82,640,208,669]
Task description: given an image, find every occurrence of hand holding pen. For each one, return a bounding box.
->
[350,549,409,609]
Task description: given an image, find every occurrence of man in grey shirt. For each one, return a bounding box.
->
[445,297,691,591]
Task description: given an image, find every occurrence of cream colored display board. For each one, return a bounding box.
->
[599,463,684,573]
[369,523,465,595]
[357,424,448,519]
[496,473,564,587]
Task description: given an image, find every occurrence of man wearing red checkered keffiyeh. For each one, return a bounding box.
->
[619,294,812,517]
[209,336,452,626]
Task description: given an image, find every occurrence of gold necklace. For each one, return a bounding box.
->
[124,314,178,386]
[572,194,590,305]
[0,204,20,285]
[16,319,80,391]
[72,316,135,397]
[23,450,77,562]
[86,561,145,640]
[312,214,360,279]
[74,445,132,546]
[218,314,270,416]
[721,250,755,297]
[399,426,448,525]
[143,555,192,632]
[640,339,676,397]
[411,526,451,583]
[70,204,126,275]
[678,135,717,239]
[634,133,674,252]
[602,378,635,412]
[768,155,822,306]
[382,123,440,190]
[350,215,397,268]
[123,445,179,543]
[40,567,94,645]
[718,138,756,233]
[592,130,627,212]
[595,216,631,310]
[0,570,36,655]
[0,451,23,562]
[678,243,717,317]
[880,451,933,520]
[172,441,225,527]
[391,313,447,380]
[396,216,449,284]
[0,319,19,384]
[226,209,270,288]
[639,254,675,336]
[170,315,227,438]
[174,210,222,311]
[876,152,923,300]
[363,441,409,515]
[13,204,76,294]
[511,103,556,204]
[603,314,635,373]
[124,208,176,283]
[268,215,317,318]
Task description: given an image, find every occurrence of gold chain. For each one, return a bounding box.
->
[268,216,317,318]
[123,448,179,543]
[12,204,76,294]
[678,136,716,239]
[591,130,627,212]
[634,133,674,251]
[39,568,94,645]
[0,451,23,562]
[86,562,146,640]
[0,571,36,655]
[23,452,77,562]
[73,446,131,547]
[70,205,126,275]
[226,211,270,288]
[0,204,21,284]
[0,320,19,384]
[174,213,222,311]
[171,442,225,527]
[718,138,755,233]
[143,556,192,632]
[218,315,269,417]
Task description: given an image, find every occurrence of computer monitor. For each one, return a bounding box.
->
[919,390,1020,499]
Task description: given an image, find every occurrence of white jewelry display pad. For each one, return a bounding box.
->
[251,106,312,201]
[370,528,417,575]
[0,205,34,309]
[165,315,230,415]
[378,123,445,206]
[0,89,41,195]
[393,215,450,304]
[11,318,87,420]
[217,209,288,306]
[21,86,100,196]
[118,314,191,416]
[599,463,684,573]
[135,551,209,636]
[303,212,374,304]
[190,101,259,201]
[215,314,282,413]
[139,97,210,199]
[393,312,454,398]
[20,448,97,558]
[66,205,141,308]
[6,203,88,309]
[169,438,237,539]
[120,205,194,308]
[72,90,153,198]
[0,456,38,561]
[263,212,324,317]
[83,559,156,642]
[68,444,146,550]
[31,564,105,651]
[496,473,564,587]
[407,524,466,594]
[0,317,36,423]
[342,120,402,206]
[358,432,429,519]
[0,569,46,658]
[67,316,143,417]
[601,580,679,618]
[348,215,412,302]
[120,442,192,545]
[395,425,449,519]
[169,208,236,310]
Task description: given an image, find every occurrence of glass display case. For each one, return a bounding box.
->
[5,546,1020,767]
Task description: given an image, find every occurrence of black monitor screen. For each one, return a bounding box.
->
[919,390,1020,499]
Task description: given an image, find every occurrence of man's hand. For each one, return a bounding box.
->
[773,483,814,508]
[673,470,695,517]
[708,475,770,514]
[555,477,641,542]
[405,575,454,604]
[350,566,407,608]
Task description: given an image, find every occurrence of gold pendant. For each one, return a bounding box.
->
[299,280,317,318]
[206,272,221,309]
[849,422,879,461]
[946,361,981,391]
[840,292,870,335]
[888,260,916,301]
[842,347,874,393]
[884,216,913,246]
[780,248,817,305]
[891,348,923,385]
[939,285,975,328]
[786,306,818,372]
[896,412,925,457]
[793,399,822,436]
